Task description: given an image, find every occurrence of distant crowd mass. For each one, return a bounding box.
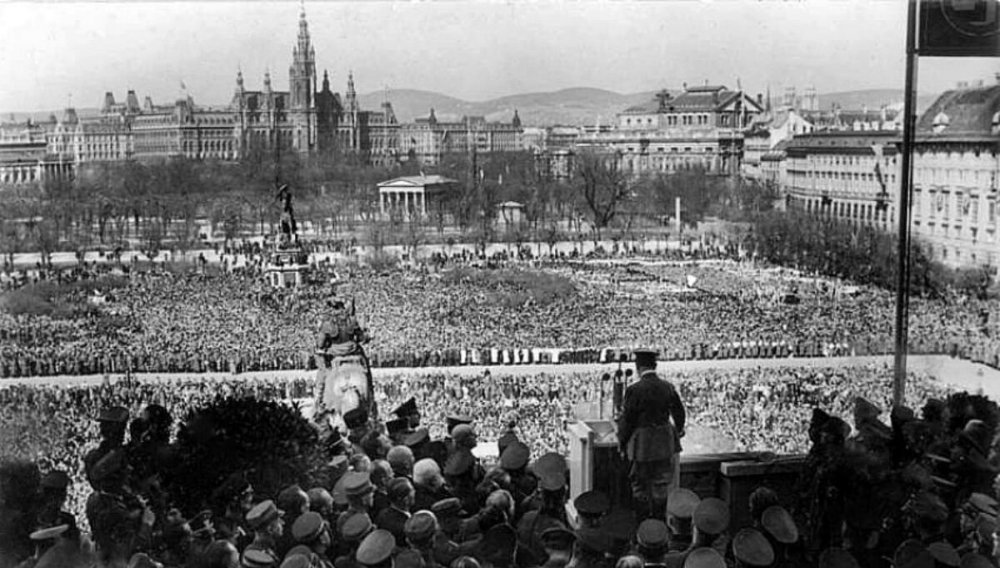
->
[0,246,998,379]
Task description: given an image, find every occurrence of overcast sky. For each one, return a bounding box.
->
[1,0,996,113]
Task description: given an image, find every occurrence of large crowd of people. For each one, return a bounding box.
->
[0,358,997,568]
[1,253,998,378]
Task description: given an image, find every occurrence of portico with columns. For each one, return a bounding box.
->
[377,175,457,220]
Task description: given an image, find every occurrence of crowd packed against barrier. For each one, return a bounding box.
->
[1,254,998,378]
[1,358,998,568]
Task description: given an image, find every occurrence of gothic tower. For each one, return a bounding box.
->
[288,6,317,152]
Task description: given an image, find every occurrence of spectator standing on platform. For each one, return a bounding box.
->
[616,349,686,522]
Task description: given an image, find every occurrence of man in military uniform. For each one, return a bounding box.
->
[83,406,129,489]
[617,349,686,522]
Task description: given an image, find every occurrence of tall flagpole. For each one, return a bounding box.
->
[893,0,921,406]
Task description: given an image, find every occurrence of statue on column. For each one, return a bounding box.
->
[275,183,297,242]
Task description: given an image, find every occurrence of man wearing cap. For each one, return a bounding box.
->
[634,518,670,564]
[83,406,129,488]
[393,398,422,440]
[36,471,71,530]
[376,478,414,546]
[665,488,699,553]
[538,527,576,568]
[570,528,614,568]
[278,485,312,557]
[499,441,536,517]
[688,498,730,559]
[356,529,396,568]
[731,528,774,568]
[344,409,371,446]
[245,500,285,566]
[338,473,377,536]
[573,491,610,529]
[444,416,474,456]
[333,513,375,568]
[86,449,155,566]
[617,349,686,522]
[211,473,255,549]
[291,511,334,567]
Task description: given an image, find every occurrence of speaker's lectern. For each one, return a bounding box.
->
[566,419,632,514]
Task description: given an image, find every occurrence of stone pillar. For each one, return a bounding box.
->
[380,191,385,217]
[421,192,426,217]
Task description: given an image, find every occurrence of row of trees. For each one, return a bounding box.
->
[0,147,780,262]
[748,211,993,298]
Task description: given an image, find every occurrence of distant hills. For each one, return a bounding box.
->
[359,87,661,126]
[4,87,943,128]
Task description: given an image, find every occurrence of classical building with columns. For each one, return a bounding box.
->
[377,175,458,220]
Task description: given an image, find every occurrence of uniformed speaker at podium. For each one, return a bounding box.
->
[616,349,686,522]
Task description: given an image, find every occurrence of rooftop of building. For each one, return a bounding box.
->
[377,175,458,188]
[916,83,1000,142]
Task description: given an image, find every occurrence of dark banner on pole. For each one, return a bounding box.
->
[919,0,1000,56]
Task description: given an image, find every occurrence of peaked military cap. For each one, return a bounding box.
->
[446,415,473,434]
[98,406,129,423]
[29,524,68,541]
[343,408,370,429]
[894,539,934,568]
[574,490,610,517]
[693,498,729,536]
[499,441,530,471]
[633,349,659,367]
[732,528,774,567]
[927,542,961,567]
[684,548,726,568]
[386,418,409,436]
[966,493,999,516]
[280,555,312,568]
[431,497,463,516]
[242,549,278,568]
[393,397,418,418]
[246,500,284,530]
[404,511,438,543]
[817,548,860,568]
[343,472,375,497]
[540,527,576,551]
[285,545,314,561]
[341,512,374,542]
[636,519,669,549]
[404,429,430,448]
[960,553,994,568]
[761,505,798,544]
[291,511,325,543]
[667,488,701,519]
[356,529,395,566]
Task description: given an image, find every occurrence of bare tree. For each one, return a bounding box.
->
[574,150,632,243]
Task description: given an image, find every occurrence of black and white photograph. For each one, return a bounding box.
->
[0,0,998,566]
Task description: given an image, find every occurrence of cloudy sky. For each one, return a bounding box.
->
[1,0,996,113]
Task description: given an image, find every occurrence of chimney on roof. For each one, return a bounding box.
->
[958,81,969,88]
[757,93,763,106]
[995,72,1000,85]
[102,92,115,113]
[976,79,985,87]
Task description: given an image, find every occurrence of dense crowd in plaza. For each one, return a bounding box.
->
[1,358,998,568]
[1,251,998,378]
